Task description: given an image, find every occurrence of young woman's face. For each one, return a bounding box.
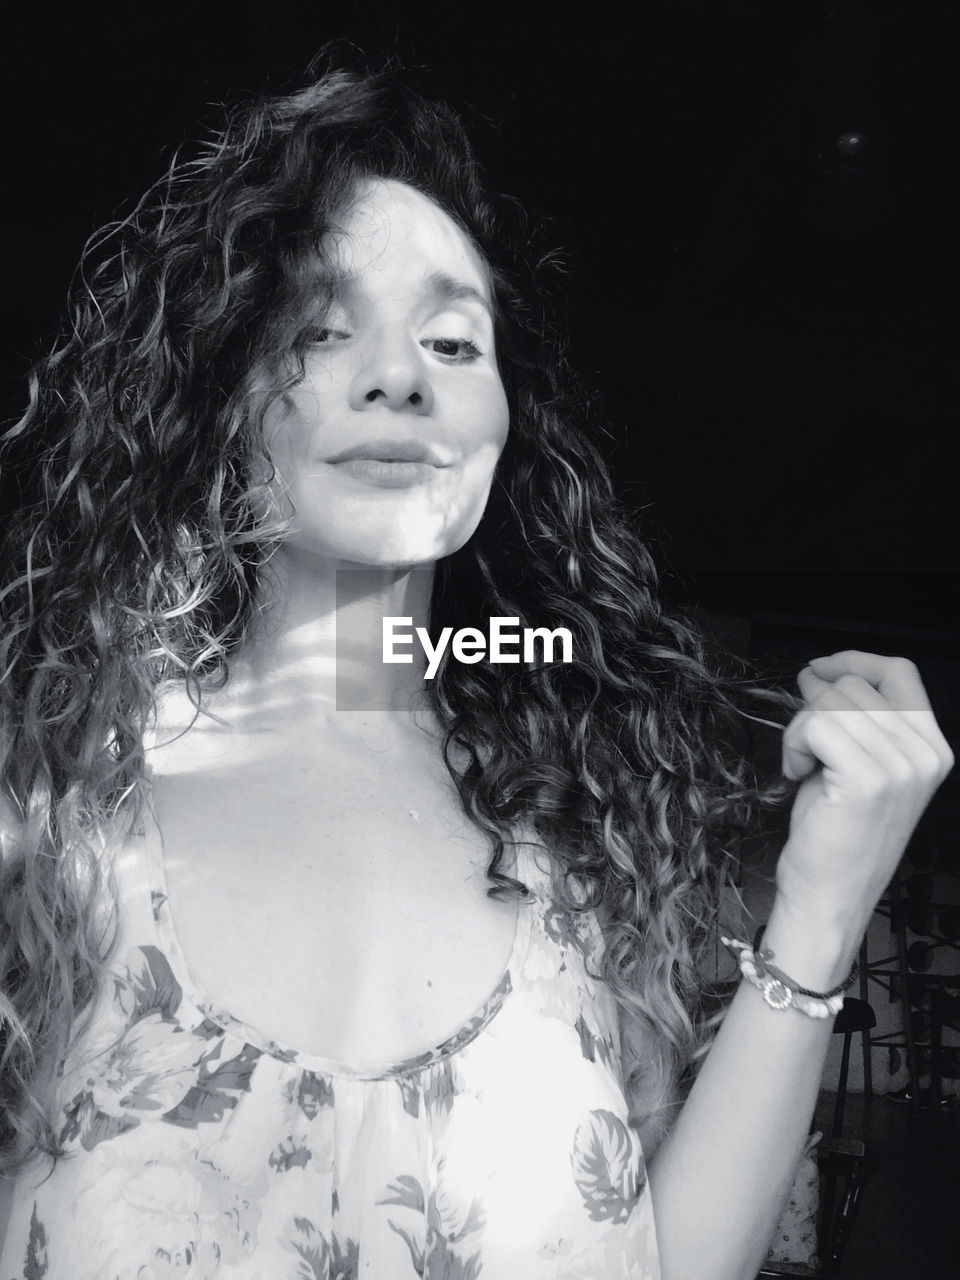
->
[261,178,510,568]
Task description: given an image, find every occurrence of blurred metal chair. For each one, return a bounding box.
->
[758,995,877,1278]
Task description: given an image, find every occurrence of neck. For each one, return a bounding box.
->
[211,546,436,731]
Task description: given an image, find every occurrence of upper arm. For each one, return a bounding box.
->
[617,1001,681,1162]
[0,1174,17,1246]
[0,714,20,862]
[0,785,21,863]
[0,778,23,1236]
[0,714,23,862]
[592,901,679,1159]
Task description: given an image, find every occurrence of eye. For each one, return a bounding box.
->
[424,337,483,362]
[310,327,350,344]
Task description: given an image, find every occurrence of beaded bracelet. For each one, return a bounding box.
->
[721,935,859,1019]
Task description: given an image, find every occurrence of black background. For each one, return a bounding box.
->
[2,5,958,1260]
[1,2,956,650]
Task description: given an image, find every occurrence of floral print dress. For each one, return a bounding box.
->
[1,802,661,1280]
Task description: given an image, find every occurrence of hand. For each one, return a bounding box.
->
[775,651,953,939]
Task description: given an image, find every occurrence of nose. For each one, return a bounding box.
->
[348,329,434,415]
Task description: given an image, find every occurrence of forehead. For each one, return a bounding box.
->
[320,178,492,300]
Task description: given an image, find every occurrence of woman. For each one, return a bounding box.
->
[0,52,952,1279]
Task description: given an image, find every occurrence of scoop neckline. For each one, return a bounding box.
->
[139,759,536,1080]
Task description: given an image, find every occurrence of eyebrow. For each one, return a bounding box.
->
[312,267,493,319]
[422,271,493,317]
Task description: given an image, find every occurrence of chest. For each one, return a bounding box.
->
[143,712,523,1067]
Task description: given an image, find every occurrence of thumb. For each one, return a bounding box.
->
[782,713,821,782]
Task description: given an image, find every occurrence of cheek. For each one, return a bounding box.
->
[262,394,319,478]
[459,389,510,510]
[473,380,510,454]
[494,396,510,451]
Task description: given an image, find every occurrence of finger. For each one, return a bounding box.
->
[806,652,952,768]
[782,686,916,784]
[799,670,949,774]
[782,729,820,784]
[784,679,857,781]
[797,665,832,701]
[807,652,933,714]
[782,697,895,786]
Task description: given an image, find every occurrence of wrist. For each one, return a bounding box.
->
[761,896,863,992]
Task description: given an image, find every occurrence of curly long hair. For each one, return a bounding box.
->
[0,48,796,1181]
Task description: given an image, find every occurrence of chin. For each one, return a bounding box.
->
[306,520,481,570]
[357,551,439,571]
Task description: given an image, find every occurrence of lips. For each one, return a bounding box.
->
[325,438,449,466]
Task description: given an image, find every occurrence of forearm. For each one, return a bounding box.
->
[647,897,860,1280]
